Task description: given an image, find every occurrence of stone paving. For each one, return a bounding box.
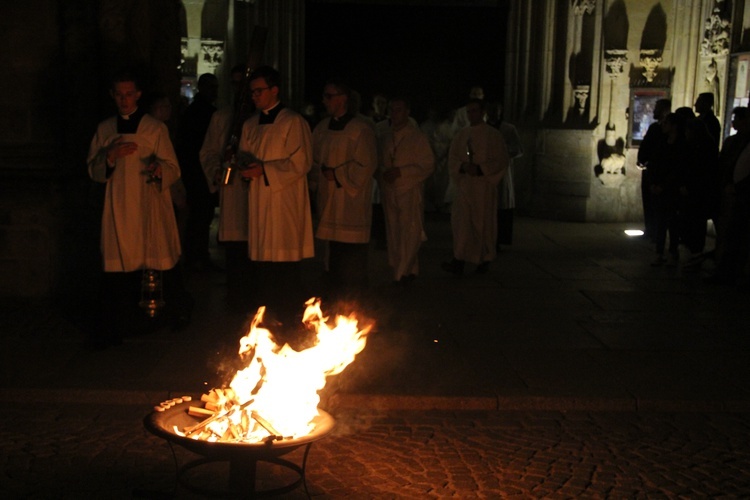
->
[2,402,750,498]
[3,214,750,497]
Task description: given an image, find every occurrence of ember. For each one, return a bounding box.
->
[176,297,372,443]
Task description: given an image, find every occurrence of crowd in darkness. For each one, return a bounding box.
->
[637,93,750,289]
[84,64,520,349]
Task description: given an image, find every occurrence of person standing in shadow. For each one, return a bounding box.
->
[487,101,523,252]
[377,96,434,285]
[649,112,687,267]
[176,73,221,272]
[200,65,255,313]
[442,98,509,275]
[638,98,671,242]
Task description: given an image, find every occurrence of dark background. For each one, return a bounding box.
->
[304,2,508,122]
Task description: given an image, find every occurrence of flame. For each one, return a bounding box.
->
[189,297,371,442]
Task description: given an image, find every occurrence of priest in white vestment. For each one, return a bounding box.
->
[237,67,314,262]
[311,80,378,291]
[443,98,509,275]
[378,97,435,284]
[199,65,253,310]
[87,72,185,347]
[237,66,314,322]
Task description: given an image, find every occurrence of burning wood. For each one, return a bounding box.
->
[169,298,372,444]
[251,411,283,441]
[187,406,214,418]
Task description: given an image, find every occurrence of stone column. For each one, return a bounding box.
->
[260,0,306,110]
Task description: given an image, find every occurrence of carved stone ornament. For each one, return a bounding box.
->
[201,39,224,68]
[604,49,629,78]
[701,5,731,56]
[639,49,663,83]
[598,154,626,188]
[573,0,596,16]
[705,57,719,83]
[574,85,590,114]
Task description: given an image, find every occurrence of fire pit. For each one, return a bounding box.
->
[143,298,371,497]
[144,398,335,497]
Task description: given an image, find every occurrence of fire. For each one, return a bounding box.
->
[178,297,371,443]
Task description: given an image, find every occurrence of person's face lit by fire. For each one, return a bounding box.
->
[322,84,347,118]
[149,97,172,123]
[388,100,410,130]
[111,81,141,116]
[250,76,279,112]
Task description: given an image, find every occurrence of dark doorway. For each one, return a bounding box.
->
[305,1,508,122]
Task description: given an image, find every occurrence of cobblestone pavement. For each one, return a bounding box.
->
[3,403,750,498]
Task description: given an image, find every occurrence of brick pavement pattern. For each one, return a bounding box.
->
[3,215,750,497]
[2,403,750,498]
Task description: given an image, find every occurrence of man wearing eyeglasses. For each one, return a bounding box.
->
[236,65,314,323]
[311,79,378,293]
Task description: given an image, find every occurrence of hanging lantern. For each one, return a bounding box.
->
[139,269,165,318]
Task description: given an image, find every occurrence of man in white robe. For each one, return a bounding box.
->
[311,80,377,291]
[378,97,435,284]
[199,64,253,310]
[87,72,186,347]
[443,98,509,275]
[237,65,314,321]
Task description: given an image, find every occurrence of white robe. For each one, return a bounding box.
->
[378,123,435,280]
[238,107,314,262]
[199,106,249,242]
[87,113,181,272]
[311,116,378,243]
[448,123,509,264]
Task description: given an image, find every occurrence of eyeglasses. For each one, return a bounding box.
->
[250,87,270,96]
[322,92,343,100]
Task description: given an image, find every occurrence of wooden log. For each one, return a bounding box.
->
[251,411,282,440]
[188,406,215,418]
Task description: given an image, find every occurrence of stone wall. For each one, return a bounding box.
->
[531,130,595,221]
[506,0,749,222]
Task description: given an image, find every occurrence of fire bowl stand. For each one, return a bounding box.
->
[175,444,313,498]
[144,402,335,498]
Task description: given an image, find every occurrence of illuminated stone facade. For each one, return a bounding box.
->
[504,0,750,221]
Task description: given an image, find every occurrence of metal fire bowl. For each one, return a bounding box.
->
[144,398,335,461]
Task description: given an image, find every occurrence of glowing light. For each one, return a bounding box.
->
[624,229,644,237]
[190,298,372,442]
